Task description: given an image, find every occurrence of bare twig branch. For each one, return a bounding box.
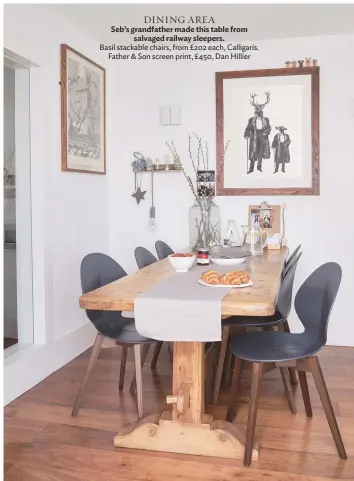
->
[188,135,197,174]
[193,132,206,170]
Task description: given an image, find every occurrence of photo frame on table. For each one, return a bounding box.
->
[216,67,319,195]
[248,204,281,234]
[60,44,106,174]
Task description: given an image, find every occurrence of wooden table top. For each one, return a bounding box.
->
[79,249,287,317]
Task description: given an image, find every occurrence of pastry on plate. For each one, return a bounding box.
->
[219,271,249,285]
[201,270,220,285]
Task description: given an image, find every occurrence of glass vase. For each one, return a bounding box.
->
[189,198,221,250]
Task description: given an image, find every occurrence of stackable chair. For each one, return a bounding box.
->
[72,253,156,420]
[155,240,174,260]
[212,251,302,405]
[227,262,346,466]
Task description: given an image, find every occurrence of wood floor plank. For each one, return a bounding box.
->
[4,465,131,481]
[4,344,354,481]
[4,443,351,481]
[10,401,137,432]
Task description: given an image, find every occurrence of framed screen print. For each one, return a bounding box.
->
[216,67,319,195]
[60,44,106,174]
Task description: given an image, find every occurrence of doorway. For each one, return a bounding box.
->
[3,53,34,356]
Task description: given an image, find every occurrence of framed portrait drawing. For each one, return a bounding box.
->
[248,204,281,233]
[60,44,106,174]
[216,67,319,195]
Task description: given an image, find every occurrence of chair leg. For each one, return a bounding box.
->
[71,333,104,417]
[118,345,129,391]
[151,342,163,369]
[279,367,297,414]
[308,356,347,459]
[168,342,173,362]
[213,326,230,404]
[298,370,312,418]
[133,344,144,420]
[282,320,298,385]
[223,351,234,386]
[130,344,150,395]
[226,357,243,422]
[244,362,263,467]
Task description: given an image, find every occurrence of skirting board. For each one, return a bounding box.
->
[4,322,96,405]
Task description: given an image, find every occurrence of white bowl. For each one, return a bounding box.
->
[211,257,246,266]
[168,254,196,272]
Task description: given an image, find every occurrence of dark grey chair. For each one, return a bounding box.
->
[155,240,174,260]
[72,253,153,420]
[282,244,301,279]
[228,262,346,466]
[134,246,158,269]
[134,246,167,368]
[212,253,302,404]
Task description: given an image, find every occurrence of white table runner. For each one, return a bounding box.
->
[134,265,232,342]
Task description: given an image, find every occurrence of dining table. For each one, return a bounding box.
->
[79,248,286,461]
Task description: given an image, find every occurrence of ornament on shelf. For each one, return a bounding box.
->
[298,60,304,67]
[285,61,291,68]
[292,61,297,68]
[132,152,147,204]
[312,59,318,66]
[306,57,311,67]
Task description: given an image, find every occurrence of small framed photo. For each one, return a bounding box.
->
[248,204,281,233]
[60,44,106,174]
[197,170,215,183]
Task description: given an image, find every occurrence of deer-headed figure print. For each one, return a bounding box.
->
[244,91,272,174]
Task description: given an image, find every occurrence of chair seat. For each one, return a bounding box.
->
[223,309,283,327]
[95,311,152,344]
[229,331,323,362]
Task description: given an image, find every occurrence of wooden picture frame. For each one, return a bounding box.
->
[60,44,106,174]
[248,204,281,234]
[216,67,319,195]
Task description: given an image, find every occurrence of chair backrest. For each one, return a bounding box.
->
[282,244,301,279]
[134,246,157,269]
[81,253,127,322]
[294,262,342,347]
[277,252,302,319]
[155,240,174,260]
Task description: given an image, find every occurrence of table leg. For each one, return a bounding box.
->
[114,341,258,460]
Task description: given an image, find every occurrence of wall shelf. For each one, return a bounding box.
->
[143,164,182,172]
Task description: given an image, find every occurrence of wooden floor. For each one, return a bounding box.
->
[4,343,354,480]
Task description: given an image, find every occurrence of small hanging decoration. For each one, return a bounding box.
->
[132,152,147,204]
[196,170,215,197]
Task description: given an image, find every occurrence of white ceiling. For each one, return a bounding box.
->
[52,3,354,43]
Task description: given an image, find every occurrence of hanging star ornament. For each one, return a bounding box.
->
[132,187,146,204]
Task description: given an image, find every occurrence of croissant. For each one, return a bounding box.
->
[201,270,220,285]
[219,271,249,285]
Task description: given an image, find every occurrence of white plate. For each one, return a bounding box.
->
[198,279,253,288]
[210,257,246,266]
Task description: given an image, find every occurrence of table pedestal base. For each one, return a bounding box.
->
[114,411,258,461]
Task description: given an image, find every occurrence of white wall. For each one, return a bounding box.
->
[109,33,354,347]
[4,4,117,403]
